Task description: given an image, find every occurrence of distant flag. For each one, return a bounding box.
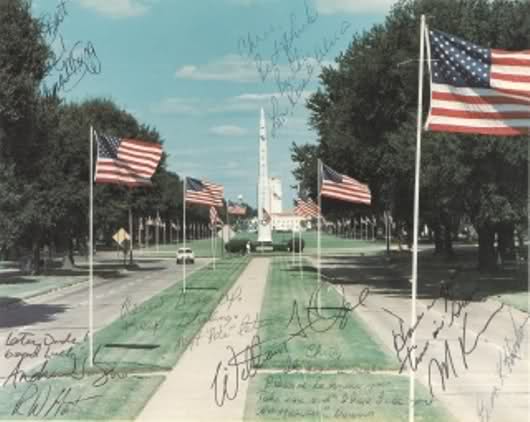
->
[209,206,221,227]
[294,198,320,218]
[228,204,247,216]
[186,177,216,206]
[320,162,371,205]
[261,208,271,225]
[203,181,224,207]
[94,132,162,186]
[425,29,530,136]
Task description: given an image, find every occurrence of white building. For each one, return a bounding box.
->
[269,177,282,214]
[271,212,305,232]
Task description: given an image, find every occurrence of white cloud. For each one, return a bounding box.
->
[149,97,202,116]
[78,0,153,18]
[209,125,248,137]
[314,0,394,14]
[175,55,332,83]
[175,54,259,83]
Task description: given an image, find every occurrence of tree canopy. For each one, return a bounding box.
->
[294,0,529,269]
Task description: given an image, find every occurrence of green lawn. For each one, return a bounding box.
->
[254,257,396,370]
[496,292,529,313]
[0,374,164,420]
[244,373,456,422]
[233,231,387,254]
[28,256,249,376]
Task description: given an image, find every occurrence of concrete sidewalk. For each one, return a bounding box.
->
[311,254,529,422]
[137,257,270,422]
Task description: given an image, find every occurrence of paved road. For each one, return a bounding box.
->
[0,255,210,386]
[310,253,529,422]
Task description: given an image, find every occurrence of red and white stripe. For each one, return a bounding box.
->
[294,199,320,218]
[209,206,220,226]
[228,205,247,215]
[203,181,224,207]
[321,175,371,205]
[95,139,162,187]
[427,50,530,136]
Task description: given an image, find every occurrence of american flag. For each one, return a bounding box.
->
[294,198,320,218]
[203,181,224,207]
[94,132,162,186]
[261,208,271,225]
[185,177,215,206]
[228,204,247,215]
[426,29,530,136]
[209,206,222,226]
[320,162,371,205]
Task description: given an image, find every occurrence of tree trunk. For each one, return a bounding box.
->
[477,225,496,272]
[443,224,454,258]
[497,223,515,260]
[433,222,443,255]
[31,237,41,275]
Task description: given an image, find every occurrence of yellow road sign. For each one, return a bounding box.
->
[113,228,130,246]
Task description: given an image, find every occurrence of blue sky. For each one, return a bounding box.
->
[32,0,392,208]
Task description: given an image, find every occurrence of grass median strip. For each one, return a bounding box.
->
[27,256,250,375]
[244,372,456,422]
[254,257,397,370]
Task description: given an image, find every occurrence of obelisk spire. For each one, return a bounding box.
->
[257,108,272,243]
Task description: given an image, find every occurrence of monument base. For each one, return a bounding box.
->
[254,241,273,252]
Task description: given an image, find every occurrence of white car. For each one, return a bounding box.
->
[176,247,195,264]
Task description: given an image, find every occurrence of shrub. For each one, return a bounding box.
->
[285,237,305,252]
[225,239,250,253]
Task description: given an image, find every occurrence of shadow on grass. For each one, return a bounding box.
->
[285,247,528,303]
[0,276,38,285]
[0,300,69,328]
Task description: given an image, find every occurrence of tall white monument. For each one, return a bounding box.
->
[269,177,282,213]
[257,108,272,243]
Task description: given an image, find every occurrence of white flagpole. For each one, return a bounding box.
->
[212,223,216,270]
[410,14,426,422]
[317,160,321,283]
[292,227,295,264]
[183,177,187,293]
[88,125,94,367]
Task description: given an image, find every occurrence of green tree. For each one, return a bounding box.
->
[296,0,528,270]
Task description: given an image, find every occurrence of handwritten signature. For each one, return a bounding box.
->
[11,383,102,418]
[3,344,127,389]
[210,286,369,406]
[237,0,351,137]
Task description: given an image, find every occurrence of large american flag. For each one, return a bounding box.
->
[294,198,320,218]
[185,177,215,206]
[320,162,371,205]
[203,181,224,207]
[426,29,530,136]
[94,132,162,186]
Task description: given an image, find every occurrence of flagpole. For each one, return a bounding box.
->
[128,206,133,265]
[292,227,295,264]
[317,159,322,306]
[410,14,426,422]
[88,125,94,367]
[183,177,187,293]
